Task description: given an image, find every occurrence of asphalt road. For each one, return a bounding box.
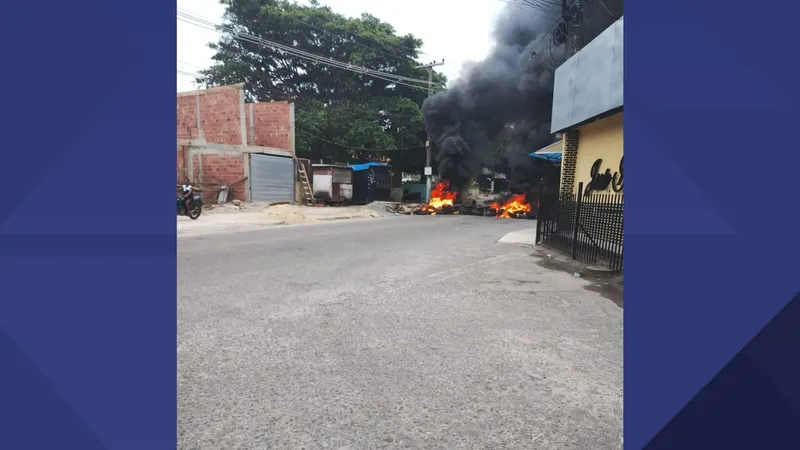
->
[178,216,622,449]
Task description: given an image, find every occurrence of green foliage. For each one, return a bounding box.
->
[199,0,446,173]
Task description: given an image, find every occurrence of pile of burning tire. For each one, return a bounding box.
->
[414,182,535,219]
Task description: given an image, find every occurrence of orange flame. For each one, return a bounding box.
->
[492,194,531,218]
[422,180,458,215]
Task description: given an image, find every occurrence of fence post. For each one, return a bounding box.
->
[534,181,544,244]
[571,182,584,259]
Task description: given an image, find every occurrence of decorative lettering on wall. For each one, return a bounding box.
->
[585,156,623,196]
[612,156,623,193]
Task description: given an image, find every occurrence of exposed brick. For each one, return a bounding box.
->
[177,145,188,181]
[560,129,580,197]
[177,96,198,140]
[177,85,293,202]
[191,152,247,202]
[249,101,291,150]
[197,89,242,145]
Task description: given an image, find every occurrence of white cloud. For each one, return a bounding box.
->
[176,0,505,92]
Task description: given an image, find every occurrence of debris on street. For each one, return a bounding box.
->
[397,181,536,219]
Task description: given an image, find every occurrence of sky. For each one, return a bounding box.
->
[176,0,507,92]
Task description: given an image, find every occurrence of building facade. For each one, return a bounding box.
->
[176,83,297,204]
[552,17,623,198]
[537,17,624,272]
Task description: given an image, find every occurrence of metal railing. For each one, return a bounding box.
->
[536,182,624,272]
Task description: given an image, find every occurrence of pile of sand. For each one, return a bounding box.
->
[203,202,387,225]
[260,204,319,225]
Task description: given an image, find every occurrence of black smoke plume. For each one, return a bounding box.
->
[422,6,567,197]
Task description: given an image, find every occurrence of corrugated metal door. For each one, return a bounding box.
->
[250,153,295,203]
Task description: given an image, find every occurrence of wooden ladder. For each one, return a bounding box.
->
[296,159,316,206]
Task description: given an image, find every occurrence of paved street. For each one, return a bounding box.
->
[178,216,622,449]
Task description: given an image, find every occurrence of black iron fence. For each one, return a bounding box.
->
[535,182,624,272]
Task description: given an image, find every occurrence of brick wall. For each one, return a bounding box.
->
[177,84,244,145]
[177,84,294,203]
[560,129,579,197]
[247,101,291,150]
[197,89,242,145]
[177,85,292,149]
[177,97,198,140]
[191,152,247,202]
[177,145,188,181]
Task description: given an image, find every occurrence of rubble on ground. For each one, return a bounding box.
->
[363,201,421,216]
[204,201,248,213]
[260,204,318,224]
[201,200,433,221]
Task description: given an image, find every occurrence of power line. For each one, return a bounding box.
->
[177,9,446,91]
[282,4,425,63]
[177,6,448,91]
[517,0,561,16]
[261,87,425,126]
[176,67,426,125]
[594,0,619,19]
[177,60,203,70]
[296,128,423,152]
[494,0,560,17]
[176,65,426,127]
[291,0,445,60]
[178,13,439,91]
[177,69,200,78]
[176,69,425,152]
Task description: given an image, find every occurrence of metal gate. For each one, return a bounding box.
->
[536,182,624,272]
[249,153,295,203]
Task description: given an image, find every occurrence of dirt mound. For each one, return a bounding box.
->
[260,204,319,225]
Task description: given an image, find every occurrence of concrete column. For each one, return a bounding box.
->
[244,154,251,203]
[289,103,297,204]
[289,102,296,155]
[248,103,255,145]
[187,147,194,183]
[239,89,247,146]
[195,95,204,141]
[239,89,251,202]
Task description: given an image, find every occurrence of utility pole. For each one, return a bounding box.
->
[414,59,445,202]
[562,0,573,55]
[563,0,583,55]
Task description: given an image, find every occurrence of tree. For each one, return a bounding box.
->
[198,0,446,174]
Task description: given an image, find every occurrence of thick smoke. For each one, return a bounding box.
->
[422,7,567,196]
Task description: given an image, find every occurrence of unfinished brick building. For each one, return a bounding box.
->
[177,83,296,203]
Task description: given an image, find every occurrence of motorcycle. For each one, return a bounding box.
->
[177,193,204,220]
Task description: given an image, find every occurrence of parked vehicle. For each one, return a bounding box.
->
[177,194,203,220]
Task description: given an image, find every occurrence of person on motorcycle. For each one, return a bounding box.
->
[179,181,194,213]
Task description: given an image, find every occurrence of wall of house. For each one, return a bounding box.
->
[551,17,623,134]
[177,145,188,181]
[564,111,623,196]
[177,84,244,144]
[560,130,580,196]
[198,88,242,145]
[188,150,247,203]
[246,102,291,149]
[177,97,198,141]
[177,84,295,203]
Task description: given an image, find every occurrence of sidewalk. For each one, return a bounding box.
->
[496,225,623,307]
[178,203,391,237]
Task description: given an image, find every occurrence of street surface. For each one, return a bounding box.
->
[178,216,622,449]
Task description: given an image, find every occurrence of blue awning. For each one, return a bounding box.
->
[530,152,562,163]
[348,162,392,172]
